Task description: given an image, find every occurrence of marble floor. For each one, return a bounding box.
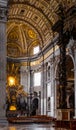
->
[0,123,71,130]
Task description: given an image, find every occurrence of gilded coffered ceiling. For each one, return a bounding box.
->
[7,0,76,58]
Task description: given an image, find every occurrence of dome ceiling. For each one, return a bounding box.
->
[7,0,76,58]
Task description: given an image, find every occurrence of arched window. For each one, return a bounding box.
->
[34,72,41,86]
[33,46,39,54]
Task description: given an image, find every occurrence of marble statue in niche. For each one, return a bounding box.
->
[66,83,74,108]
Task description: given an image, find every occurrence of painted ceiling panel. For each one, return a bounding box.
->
[7,0,76,58]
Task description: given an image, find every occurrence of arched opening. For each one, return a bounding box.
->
[56,55,74,119]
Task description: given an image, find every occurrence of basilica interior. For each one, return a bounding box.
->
[0,0,76,129]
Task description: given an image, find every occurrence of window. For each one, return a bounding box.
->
[34,72,41,86]
[33,46,39,54]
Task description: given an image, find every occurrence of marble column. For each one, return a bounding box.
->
[50,59,56,117]
[0,1,8,124]
[74,41,76,118]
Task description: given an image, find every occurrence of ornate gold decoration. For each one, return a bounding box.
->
[7,62,20,86]
[8,76,16,86]
[28,29,37,39]
[7,0,76,58]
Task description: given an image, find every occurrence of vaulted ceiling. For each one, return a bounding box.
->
[7,0,76,58]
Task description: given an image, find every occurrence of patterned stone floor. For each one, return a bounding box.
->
[0,123,71,130]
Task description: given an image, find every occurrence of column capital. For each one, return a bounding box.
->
[0,0,7,6]
[0,6,7,22]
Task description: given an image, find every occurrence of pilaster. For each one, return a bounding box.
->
[0,0,8,125]
[73,41,76,118]
[50,59,55,117]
